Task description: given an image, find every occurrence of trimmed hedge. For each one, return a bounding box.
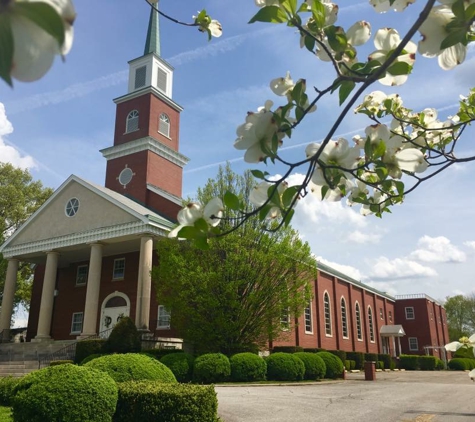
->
[316,352,344,379]
[104,317,141,354]
[377,361,384,370]
[399,354,419,370]
[230,353,266,382]
[193,353,231,384]
[346,352,364,370]
[85,353,177,383]
[364,353,378,362]
[114,381,219,422]
[12,364,117,422]
[0,376,20,406]
[142,348,184,361]
[344,360,351,371]
[329,350,347,362]
[272,346,304,354]
[378,354,392,370]
[161,353,195,383]
[303,348,326,354]
[80,353,105,365]
[419,356,437,371]
[436,358,445,370]
[74,339,106,364]
[349,360,356,370]
[266,353,305,381]
[50,360,74,366]
[294,352,326,380]
[225,344,260,356]
[448,358,469,370]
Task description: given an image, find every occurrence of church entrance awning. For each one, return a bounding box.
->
[380,325,405,337]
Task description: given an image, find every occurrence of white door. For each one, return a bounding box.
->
[100,294,130,333]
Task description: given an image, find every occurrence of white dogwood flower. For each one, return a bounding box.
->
[270,72,295,97]
[369,0,416,13]
[249,180,289,219]
[347,21,372,46]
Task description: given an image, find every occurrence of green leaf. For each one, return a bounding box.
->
[280,0,297,15]
[267,185,282,207]
[224,191,241,210]
[194,218,209,232]
[440,29,467,49]
[466,3,475,20]
[387,61,412,76]
[373,140,386,159]
[250,170,266,180]
[298,2,310,13]
[303,35,316,52]
[177,226,200,239]
[0,14,13,86]
[320,185,329,200]
[325,26,347,53]
[451,0,466,19]
[291,79,305,103]
[364,136,372,159]
[338,80,355,105]
[282,185,300,208]
[283,208,295,227]
[311,0,326,28]
[15,2,65,49]
[193,235,210,250]
[249,6,288,24]
[259,204,273,221]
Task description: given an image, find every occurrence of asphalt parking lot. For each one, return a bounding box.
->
[216,371,475,422]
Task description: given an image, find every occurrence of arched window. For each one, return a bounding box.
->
[341,297,348,338]
[368,306,375,342]
[324,292,332,336]
[158,113,170,137]
[355,302,363,340]
[126,110,139,133]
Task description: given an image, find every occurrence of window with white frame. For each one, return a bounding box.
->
[76,265,88,286]
[341,298,348,338]
[71,312,83,334]
[355,302,363,340]
[157,305,171,329]
[113,258,125,280]
[304,302,312,333]
[368,306,375,342]
[324,292,332,336]
[134,65,147,89]
[158,113,170,137]
[126,110,139,133]
[280,308,290,331]
[380,307,383,320]
[408,337,419,351]
[389,310,393,322]
[405,307,415,320]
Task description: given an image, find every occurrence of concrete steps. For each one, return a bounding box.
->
[0,360,38,377]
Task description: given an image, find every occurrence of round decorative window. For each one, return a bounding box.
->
[119,167,134,186]
[65,198,80,217]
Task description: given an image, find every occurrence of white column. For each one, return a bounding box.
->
[0,259,19,340]
[135,236,153,331]
[392,336,397,357]
[397,336,402,357]
[80,243,103,337]
[35,251,59,340]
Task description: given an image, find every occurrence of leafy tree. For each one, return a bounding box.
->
[445,294,475,341]
[153,165,316,354]
[0,163,53,311]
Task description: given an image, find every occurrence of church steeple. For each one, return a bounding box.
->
[144,0,161,56]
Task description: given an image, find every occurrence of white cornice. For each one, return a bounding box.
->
[147,183,183,206]
[100,137,189,167]
[113,86,183,112]
[1,221,168,259]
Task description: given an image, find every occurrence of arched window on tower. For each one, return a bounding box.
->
[341,297,348,338]
[368,306,375,342]
[158,113,170,137]
[324,292,332,336]
[126,110,139,133]
[355,302,363,341]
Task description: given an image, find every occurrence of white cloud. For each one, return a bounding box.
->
[464,241,475,251]
[410,235,466,263]
[316,257,364,282]
[0,103,36,169]
[347,230,381,244]
[369,257,437,280]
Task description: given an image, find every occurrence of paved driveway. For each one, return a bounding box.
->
[216,371,475,422]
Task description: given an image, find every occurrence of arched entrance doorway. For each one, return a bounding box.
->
[100,292,130,333]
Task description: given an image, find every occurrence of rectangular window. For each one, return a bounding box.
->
[408,337,419,351]
[280,308,290,331]
[157,305,171,329]
[134,65,146,89]
[389,311,393,322]
[304,303,312,333]
[379,308,383,320]
[113,258,125,280]
[405,307,415,320]
[71,312,83,334]
[76,265,88,286]
[157,68,167,93]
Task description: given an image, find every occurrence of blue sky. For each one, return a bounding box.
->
[1,0,475,310]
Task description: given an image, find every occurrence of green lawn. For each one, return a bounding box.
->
[0,407,12,422]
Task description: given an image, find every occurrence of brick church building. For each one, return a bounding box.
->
[0,2,449,358]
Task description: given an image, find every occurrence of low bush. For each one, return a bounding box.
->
[346,352,364,370]
[266,353,305,381]
[230,353,266,382]
[377,361,384,370]
[114,381,219,422]
[303,348,326,354]
[12,364,117,422]
[272,346,303,354]
[316,352,344,379]
[74,339,106,364]
[80,353,105,365]
[160,353,195,383]
[399,355,419,370]
[364,353,378,362]
[142,348,184,361]
[466,359,475,370]
[378,354,392,370]
[344,360,351,371]
[349,360,356,370]
[448,358,469,371]
[0,376,20,406]
[418,356,437,371]
[224,344,260,356]
[435,358,445,370]
[329,350,346,362]
[50,360,74,366]
[103,317,141,354]
[193,353,231,384]
[84,353,176,383]
[294,352,326,380]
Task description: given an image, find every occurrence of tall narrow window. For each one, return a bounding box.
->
[158,113,170,137]
[405,307,415,320]
[379,307,384,320]
[341,298,348,338]
[304,302,312,333]
[157,68,167,93]
[355,302,363,340]
[324,292,332,336]
[71,312,83,334]
[76,265,88,286]
[408,337,419,351]
[126,110,139,133]
[280,308,290,331]
[113,258,125,280]
[134,65,146,89]
[157,306,171,329]
[368,306,375,342]
[389,310,393,322]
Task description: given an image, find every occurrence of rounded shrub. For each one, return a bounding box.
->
[448,358,469,371]
[193,353,231,384]
[74,339,106,364]
[346,352,364,370]
[329,350,347,362]
[418,356,436,371]
[84,353,176,383]
[12,364,117,422]
[272,346,304,354]
[266,352,305,381]
[399,354,420,370]
[316,351,344,379]
[294,352,326,380]
[435,358,445,370]
[230,353,266,382]
[80,353,105,365]
[50,360,74,366]
[103,317,141,354]
[160,352,195,383]
[0,376,20,406]
[114,381,219,422]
